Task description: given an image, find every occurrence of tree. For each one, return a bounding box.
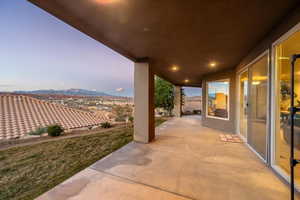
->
[155,76,174,115]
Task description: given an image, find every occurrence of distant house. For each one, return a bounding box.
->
[0,95,109,140]
[182,96,202,114]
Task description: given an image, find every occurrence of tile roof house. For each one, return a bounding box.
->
[0,95,109,140]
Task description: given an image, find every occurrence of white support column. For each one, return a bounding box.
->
[173,86,182,117]
[134,62,155,143]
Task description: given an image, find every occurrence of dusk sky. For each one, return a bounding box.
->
[0,0,201,97]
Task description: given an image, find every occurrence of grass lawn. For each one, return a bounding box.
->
[155,117,168,127]
[0,118,167,200]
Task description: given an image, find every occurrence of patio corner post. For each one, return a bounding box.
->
[173,86,182,117]
[134,62,155,143]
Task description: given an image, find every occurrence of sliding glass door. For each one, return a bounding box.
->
[238,54,268,160]
[247,55,268,159]
[274,29,300,184]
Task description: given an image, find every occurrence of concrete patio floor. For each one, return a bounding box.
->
[37,116,296,200]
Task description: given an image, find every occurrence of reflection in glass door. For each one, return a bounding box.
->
[248,55,268,160]
[239,70,248,139]
[274,30,300,185]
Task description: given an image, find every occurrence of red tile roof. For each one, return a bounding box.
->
[0,95,109,140]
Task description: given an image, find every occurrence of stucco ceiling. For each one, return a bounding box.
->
[28,0,298,86]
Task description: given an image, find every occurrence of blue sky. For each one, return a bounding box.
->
[207,82,229,98]
[0,0,201,97]
[183,87,202,97]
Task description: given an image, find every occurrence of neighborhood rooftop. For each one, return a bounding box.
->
[0,95,109,140]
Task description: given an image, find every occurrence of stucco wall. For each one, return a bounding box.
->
[201,6,300,134]
[173,86,182,117]
[202,70,236,133]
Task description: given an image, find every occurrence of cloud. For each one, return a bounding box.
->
[116,88,124,92]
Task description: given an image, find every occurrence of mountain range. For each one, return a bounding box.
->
[13,88,113,96]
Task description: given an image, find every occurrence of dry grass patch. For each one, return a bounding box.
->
[0,127,133,200]
[0,117,168,200]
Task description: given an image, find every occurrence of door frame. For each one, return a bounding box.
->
[236,68,248,142]
[236,50,270,163]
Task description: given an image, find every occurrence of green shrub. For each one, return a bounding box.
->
[100,122,112,128]
[115,116,126,122]
[47,125,63,137]
[29,127,47,136]
[129,116,134,123]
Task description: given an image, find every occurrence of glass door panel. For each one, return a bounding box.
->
[275,30,300,184]
[248,55,268,159]
[239,70,248,139]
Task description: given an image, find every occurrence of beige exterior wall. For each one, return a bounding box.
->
[173,86,182,117]
[134,62,155,143]
[201,7,300,135]
[202,70,236,133]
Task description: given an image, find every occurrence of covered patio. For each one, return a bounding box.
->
[26,0,300,198]
[37,116,292,200]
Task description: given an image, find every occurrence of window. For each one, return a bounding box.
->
[206,79,230,120]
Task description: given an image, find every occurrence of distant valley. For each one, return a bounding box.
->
[12,88,113,97]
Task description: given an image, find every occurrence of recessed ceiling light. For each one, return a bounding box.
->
[143,27,150,32]
[171,65,179,72]
[184,79,189,83]
[95,0,118,4]
[210,62,217,67]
